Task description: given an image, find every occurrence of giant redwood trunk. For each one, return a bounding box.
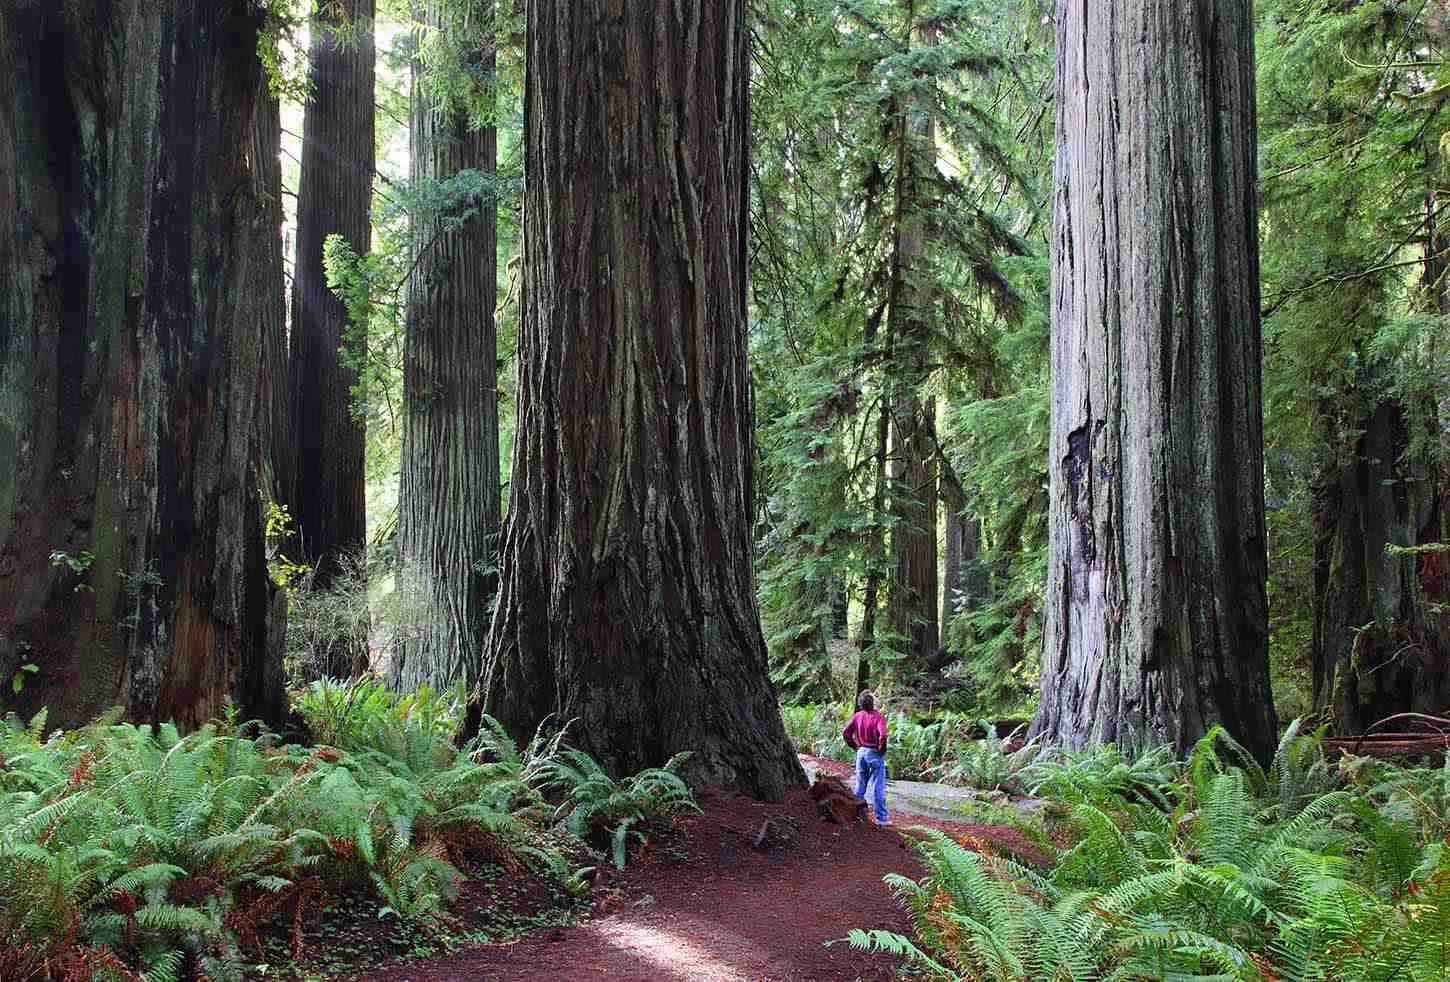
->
[0,0,284,729]
[289,0,374,677]
[392,0,501,691]
[1032,0,1277,762]
[460,0,803,799]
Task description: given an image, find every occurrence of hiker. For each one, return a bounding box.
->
[842,690,890,826]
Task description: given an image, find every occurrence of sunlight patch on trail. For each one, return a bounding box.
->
[596,920,758,982]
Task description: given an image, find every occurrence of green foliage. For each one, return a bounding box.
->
[261,500,310,590]
[854,722,1450,981]
[534,750,699,870]
[49,549,96,596]
[256,0,309,101]
[0,695,699,978]
[292,675,468,755]
[933,722,1043,795]
[8,662,37,696]
[749,0,1054,705]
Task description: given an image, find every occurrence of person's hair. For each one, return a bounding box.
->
[857,690,874,712]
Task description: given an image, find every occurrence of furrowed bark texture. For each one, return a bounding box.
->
[0,0,284,729]
[289,0,373,678]
[393,0,501,691]
[464,0,803,799]
[1311,392,1449,731]
[888,395,939,663]
[1033,0,1277,761]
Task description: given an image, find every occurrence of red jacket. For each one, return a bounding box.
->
[843,710,888,753]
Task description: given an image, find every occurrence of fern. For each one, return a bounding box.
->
[862,719,1450,981]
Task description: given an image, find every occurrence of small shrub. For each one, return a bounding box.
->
[534,750,699,870]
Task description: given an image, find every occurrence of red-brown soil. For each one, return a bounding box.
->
[331,782,1018,982]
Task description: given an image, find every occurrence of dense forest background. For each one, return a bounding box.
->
[308,0,1449,725]
[1,0,1446,741]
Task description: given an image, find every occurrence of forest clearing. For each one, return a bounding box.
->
[2,0,1449,979]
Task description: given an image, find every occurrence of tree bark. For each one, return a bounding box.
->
[254,82,293,514]
[288,0,374,677]
[940,471,982,634]
[0,0,284,729]
[459,0,802,799]
[392,0,501,691]
[888,395,939,662]
[884,11,939,670]
[1032,0,1277,762]
[1311,395,1448,730]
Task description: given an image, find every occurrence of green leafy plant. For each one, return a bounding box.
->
[0,703,580,980]
[8,662,37,695]
[932,722,1044,794]
[535,750,699,870]
[850,720,1450,981]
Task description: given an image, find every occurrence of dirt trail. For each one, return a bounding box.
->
[350,778,1023,982]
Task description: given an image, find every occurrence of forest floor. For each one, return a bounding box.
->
[259,760,1039,982]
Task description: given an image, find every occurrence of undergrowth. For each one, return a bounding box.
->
[0,685,697,981]
[846,720,1450,981]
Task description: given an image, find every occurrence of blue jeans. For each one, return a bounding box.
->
[855,747,889,822]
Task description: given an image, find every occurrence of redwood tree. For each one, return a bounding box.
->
[1031,0,1277,761]
[392,0,501,691]
[0,0,284,729]
[289,0,374,678]
[884,13,940,670]
[459,0,802,798]
[1311,394,1447,730]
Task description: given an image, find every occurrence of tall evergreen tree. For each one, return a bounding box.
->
[749,0,1034,699]
[392,0,501,690]
[1255,0,1448,730]
[457,0,802,798]
[1031,0,1277,761]
[289,0,375,678]
[0,0,284,728]
[885,14,940,668]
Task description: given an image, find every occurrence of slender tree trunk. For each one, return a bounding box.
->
[0,0,284,729]
[857,355,893,694]
[393,0,501,691]
[289,0,374,678]
[254,82,293,514]
[1032,0,1277,762]
[884,11,939,669]
[458,0,802,799]
[940,469,982,636]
